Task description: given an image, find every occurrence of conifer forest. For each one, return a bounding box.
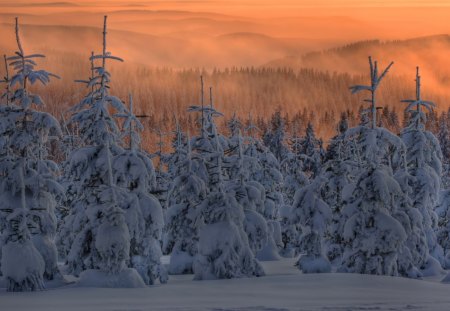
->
[2,6,450,311]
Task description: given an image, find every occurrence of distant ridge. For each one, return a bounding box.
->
[265,34,450,78]
[0,2,79,7]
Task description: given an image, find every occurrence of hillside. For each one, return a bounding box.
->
[267,34,450,86]
[0,22,308,68]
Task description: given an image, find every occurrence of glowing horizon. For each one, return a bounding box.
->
[1,0,450,138]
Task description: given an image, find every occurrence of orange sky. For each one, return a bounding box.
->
[2,0,450,134]
[1,0,450,68]
[3,1,450,13]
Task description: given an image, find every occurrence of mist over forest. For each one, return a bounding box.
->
[1,4,450,151]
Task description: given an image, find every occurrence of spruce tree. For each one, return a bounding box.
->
[338,165,407,276]
[113,94,167,284]
[187,83,264,279]
[0,18,63,291]
[165,137,207,274]
[57,17,145,287]
[225,130,269,257]
[338,57,411,276]
[400,67,444,269]
[291,177,332,273]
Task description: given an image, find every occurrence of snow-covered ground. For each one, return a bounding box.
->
[1,258,450,311]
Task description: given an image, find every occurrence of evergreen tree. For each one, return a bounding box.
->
[438,112,450,188]
[263,110,289,162]
[165,137,207,274]
[291,177,332,273]
[321,113,360,263]
[188,86,264,279]
[350,56,394,131]
[225,131,270,258]
[338,165,407,276]
[165,118,188,181]
[297,122,323,177]
[279,152,308,258]
[227,112,242,149]
[193,171,265,279]
[57,16,145,286]
[394,168,428,277]
[437,190,450,268]
[113,94,167,284]
[338,57,412,276]
[152,128,170,211]
[400,67,444,268]
[0,18,63,291]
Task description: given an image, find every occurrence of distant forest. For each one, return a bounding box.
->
[7,43,450,154]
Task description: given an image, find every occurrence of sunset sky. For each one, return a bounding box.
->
[1,0,450,135]
[2,1,450,13]
[1,0,450,69]
[0,0,449,67]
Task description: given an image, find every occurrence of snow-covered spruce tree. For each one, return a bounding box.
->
[193,170,265,279]
[338,57,413,276]
[152,128,171,211]
[161,119,192,258]
[350,57,394,132]
[290,177,332,273]
[394,167,428,278]
[325,113,352,163]
[320,161,355,265]
[0,56,11,277]
[224,130,269,257]
[56,54,94,221]
[400,67,445,268]
[188,82,228,192]
[57,17,145,287]
[187,87,264,280]
[256,148,284,259]
[283,120,309,207]
[320,138,357,263]
[338,164,407,276]
[165,136,207,274]
[242,127,284,260]
[57,112,83,221]
[1,55,13,105]
[345,58,405,172]
[296,122,323,177]
[113,94,167,284]
[437,189,450,268]
[279,151,308,258]
[262,110,289,162]
[437,112,450,189]
[165,118,188,181]
[227,112,243,149]
[276,121,306,258]
[0,18,63,291]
